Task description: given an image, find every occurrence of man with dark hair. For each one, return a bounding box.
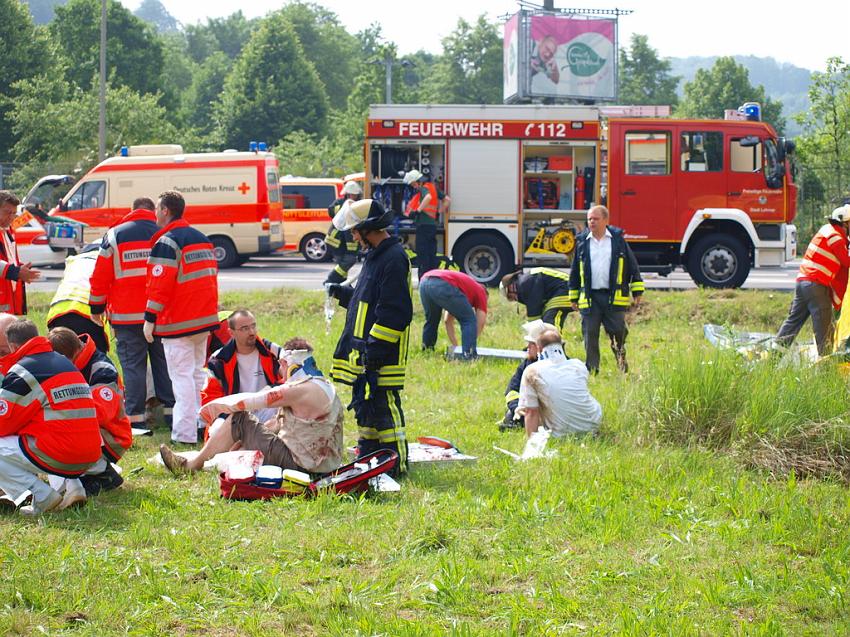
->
[569,205,644,373]
[144,190,219,444]
[0,320,101,515]
[160,338,342,476]
[90,195,174,430]
[0,190,41,314]
[200,309,285,433]
[327,199,413,476]
[47,327,131,499]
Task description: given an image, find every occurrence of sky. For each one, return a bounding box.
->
[121,0,847,73]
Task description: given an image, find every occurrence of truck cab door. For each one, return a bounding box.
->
[727,135,785,222]
[676,130,727,234]
[609,126,676,242]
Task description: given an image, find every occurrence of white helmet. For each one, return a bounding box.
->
[342,180,362,196]
[403,169,423,185]
[829,204,850,223]
[522,320,558,343]
[332,199,393,232]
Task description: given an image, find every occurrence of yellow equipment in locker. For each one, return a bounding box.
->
[524,223,576,257]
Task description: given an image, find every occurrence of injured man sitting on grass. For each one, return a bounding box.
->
[159,338,343,476]
[517,325,602,438]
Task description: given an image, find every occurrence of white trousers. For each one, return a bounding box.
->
[0,436,58,506]
[162,332,208,443]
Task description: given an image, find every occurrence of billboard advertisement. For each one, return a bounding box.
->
[503,13,520,101]
[503,12,618,103]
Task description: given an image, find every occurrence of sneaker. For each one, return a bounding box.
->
[159,444,190,476]
[59,481,87,510]
[20,489,63,516]
[0,493,17,513]
[79,464,124,496]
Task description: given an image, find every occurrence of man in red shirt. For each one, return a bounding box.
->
[419,269,487,359]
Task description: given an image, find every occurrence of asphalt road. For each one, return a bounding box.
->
[28,254,801,294]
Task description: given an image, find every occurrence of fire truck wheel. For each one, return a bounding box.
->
[210,236,239,269]
[300,233,331,262]
[453,233,514,287]
[687,233,750,288]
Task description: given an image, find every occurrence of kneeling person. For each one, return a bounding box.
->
[518,326,602,438]
[160,338,342,475]
[47,327,131,498]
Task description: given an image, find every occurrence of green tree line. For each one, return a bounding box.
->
[2,0,846,223]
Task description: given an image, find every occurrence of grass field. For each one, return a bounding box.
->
[2,288,849,636]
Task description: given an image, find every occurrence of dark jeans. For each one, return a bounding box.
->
[350,373,407,477]
[776,280,835,356]
[415,223,438,276]
[419,276,477,357]
[581,290,628,373]
[113,323,174,423]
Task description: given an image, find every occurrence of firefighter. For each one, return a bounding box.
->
[326,199,413,476]
[776,204,850,356]
[323,181,363,285]
[0,190,41,314]
[500,267,573,333]
[403,169,450,277]
[90,197,175,430]
[569,205,644,373]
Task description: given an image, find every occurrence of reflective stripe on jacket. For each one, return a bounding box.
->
[89,209,159,324]
[74,334,132,462]
[516,267,571,320]
[0,336,101,477]
[145,218,219,338]
[568,226,644,311]
[798,223,850,309]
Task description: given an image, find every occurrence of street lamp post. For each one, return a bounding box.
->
[98,0,106,161]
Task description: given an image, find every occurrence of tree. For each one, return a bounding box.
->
[794,57,850,209]
[215,11,329,150]
[277,2,362,110]
[420,15,502,104]
[274,130,359,178]
[51,0,164,96]
[0,0,54,158]
[185,11,255,63]
[24,0,67,24]
[677,56,785,133]
[134,0,179,34]
[618,34,679,106]
[181,51,231,138]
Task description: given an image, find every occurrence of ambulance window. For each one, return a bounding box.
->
[731,137,763,172]
[624,132,670,175]
[680,132,722,172]
[266,171,280,203]
[65,180,106,210]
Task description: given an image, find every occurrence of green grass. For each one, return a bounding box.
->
[2,288,850,635]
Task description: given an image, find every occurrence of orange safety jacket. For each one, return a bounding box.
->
[0,228,26,314]
[74,334,132,462]
[89,209,159,324]
[405,182,439,220]
[145,218,219,338]
[798,223,850,309]
[201,336,284,405]
[0,336,101,477]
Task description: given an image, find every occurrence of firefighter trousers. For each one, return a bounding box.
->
[350,373,407,476]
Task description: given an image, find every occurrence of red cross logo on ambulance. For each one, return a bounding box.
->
[152,264,164,277]
[238,182,251,195]
[0,399,8,416]
[99,387,114,402]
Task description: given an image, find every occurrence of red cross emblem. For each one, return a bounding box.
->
[238,182,251,195]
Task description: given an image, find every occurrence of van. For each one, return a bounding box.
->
[279,177,342,262]
[52,144,284,268]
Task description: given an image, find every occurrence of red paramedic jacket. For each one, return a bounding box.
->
[74,334,132,462]
[0,336,101,477]
[145,218,219,338]
[0,228,26,314]
[89,209,159,324]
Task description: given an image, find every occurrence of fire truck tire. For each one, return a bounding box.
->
[687,233,750,288]
[453,233,514,287]
[300,233,331,262]
[210,236,239,269]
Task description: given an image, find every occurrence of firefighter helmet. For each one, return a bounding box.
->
[333,198,393,232]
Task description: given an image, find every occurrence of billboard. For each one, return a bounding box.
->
[503,12,617,103]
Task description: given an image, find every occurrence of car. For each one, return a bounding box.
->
[14,213,68,268]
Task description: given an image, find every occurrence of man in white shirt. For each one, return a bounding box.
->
[569,205,644,373]
[517,326,601,437]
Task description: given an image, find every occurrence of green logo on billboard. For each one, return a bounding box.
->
[566,43,606,76]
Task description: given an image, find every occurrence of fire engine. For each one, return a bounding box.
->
[365,103,797,287]
[50,144,284,268]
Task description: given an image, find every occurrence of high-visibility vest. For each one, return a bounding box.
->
[798,223,850,308]
[405,182,439,220]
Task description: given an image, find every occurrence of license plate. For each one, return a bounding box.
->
[270,223,281,236]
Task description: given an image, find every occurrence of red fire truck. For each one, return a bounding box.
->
[365,103,797,287]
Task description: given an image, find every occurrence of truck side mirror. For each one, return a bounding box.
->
[739,135,760,147]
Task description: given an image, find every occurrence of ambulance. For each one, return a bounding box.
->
[279,176,342,262]
[52,144,284,268]
[365,103,797,287]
